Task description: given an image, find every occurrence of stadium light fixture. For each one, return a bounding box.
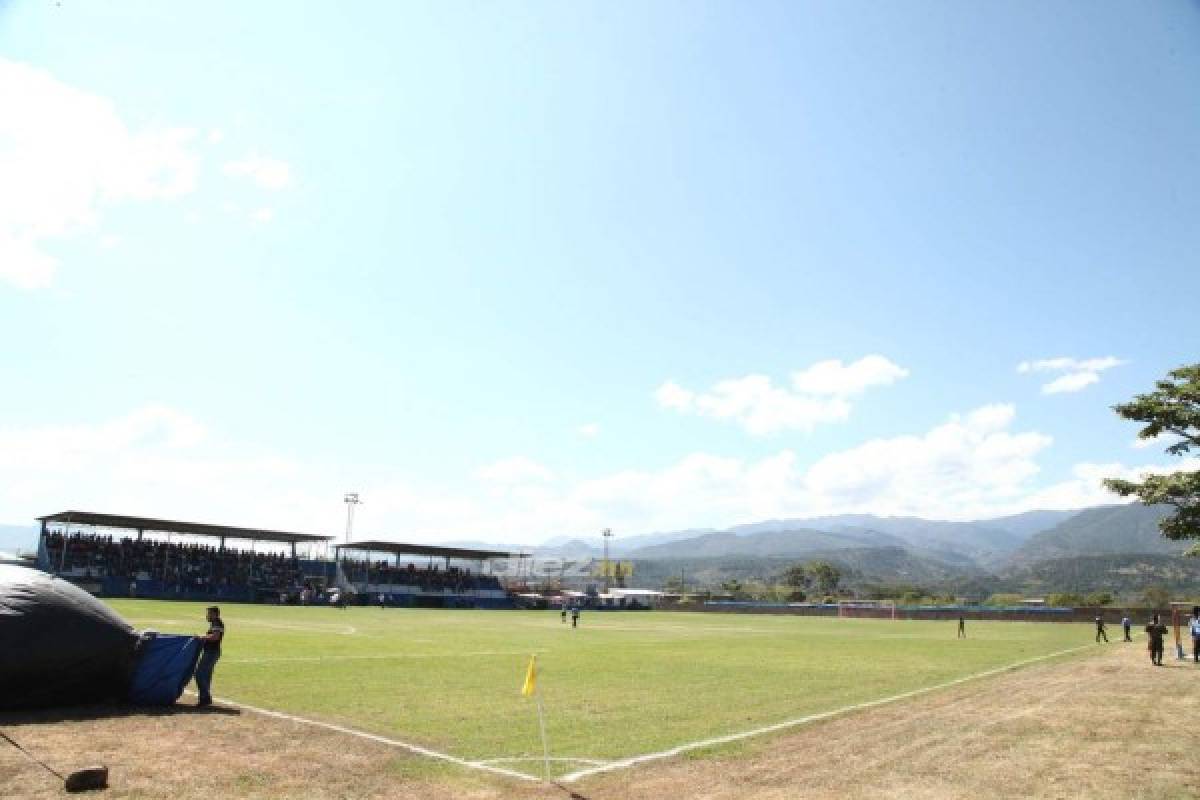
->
[602,527,613,592]
[343,493,361,545]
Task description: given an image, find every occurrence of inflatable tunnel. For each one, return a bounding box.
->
[0,565,200,710]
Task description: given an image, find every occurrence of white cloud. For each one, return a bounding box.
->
[251,207,275,224]
[1017,356,1125,394]
[578,423,600,439]
[476,457,554,485]
[223,155,294,190]
[654,381,694,412]
[207,129,225,144]
[0,59,200,289]
[6,404,1191,545]
[656,356,907,435]
[792,355,909,395]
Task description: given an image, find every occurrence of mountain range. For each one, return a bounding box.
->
[3,503,1192,594]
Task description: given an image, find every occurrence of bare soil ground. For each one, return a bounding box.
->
[2,643,1197,799]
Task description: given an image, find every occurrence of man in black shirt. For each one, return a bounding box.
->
[1145,613,1168,667]
[1095,616,1108,643]
[194,606,224,706]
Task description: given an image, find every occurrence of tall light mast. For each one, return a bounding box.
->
[602,527,613,592]
[343,493,361,545]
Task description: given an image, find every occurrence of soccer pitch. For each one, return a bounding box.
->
[108,601,1092,780]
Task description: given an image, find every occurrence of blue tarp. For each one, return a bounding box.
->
[128,634,201,705]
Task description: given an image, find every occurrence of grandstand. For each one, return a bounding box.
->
[334,540,514,608]
[35,511,523,608]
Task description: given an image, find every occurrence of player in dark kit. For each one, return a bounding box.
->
[1145,614,1168,666]
[1095,616,1108,643]
[957,615,966,639]
[194,606,225,706]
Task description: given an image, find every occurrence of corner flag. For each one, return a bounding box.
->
[521,655,537,697]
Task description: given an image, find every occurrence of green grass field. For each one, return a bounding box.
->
[107,600,1092,780]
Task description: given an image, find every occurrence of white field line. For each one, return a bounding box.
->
[202,693,541,783]
[473,757,610,767]
[236,620,358,635]
[559,644,1093,783]
[225,650,549,665]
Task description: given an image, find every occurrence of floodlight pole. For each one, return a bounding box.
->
[343,493,361,545]
[602,528,613,592]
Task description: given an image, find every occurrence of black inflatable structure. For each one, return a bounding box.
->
[0,565,198,710]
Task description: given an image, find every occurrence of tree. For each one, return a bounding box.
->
[1104,364,1200,543]
[720,579,743,597]
[805,560,842,595]
[1084,591,1114,607]
[780,565,811,590]
[1047,592,1085,607]
[1143,585,1171,609]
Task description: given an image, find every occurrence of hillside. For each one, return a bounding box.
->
[727,513,1073,568]
[1001,553,1200,596]
[629,527,906,559]
[629,546,988,593]
[1006,504,1181,565]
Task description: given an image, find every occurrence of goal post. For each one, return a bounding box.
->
[837,600,897,620]
[1171,602,1198,661]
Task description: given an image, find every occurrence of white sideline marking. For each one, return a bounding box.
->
[226,650,547,665]
[205,694,540,783]
[237,620,358,635]
[473,757,610,767]
[559,644,1092,783]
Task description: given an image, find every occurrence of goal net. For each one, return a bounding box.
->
[837,600,897,620]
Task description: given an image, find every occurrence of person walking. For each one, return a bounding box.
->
[957,615,966,639]
[570,606,580,629]
[194,606,225,707]
[561,606,567,624]
[1122,615,1132,642]
[1146,613,1168,666]
[1095,616,1109,643]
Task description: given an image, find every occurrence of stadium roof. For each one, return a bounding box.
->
[334,540,525,560]
[37,511,333,544]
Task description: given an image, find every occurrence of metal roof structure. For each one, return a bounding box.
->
[37,511,333,545]
[334,539,526,561]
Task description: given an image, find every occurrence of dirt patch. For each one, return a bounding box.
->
[3,645,1197,799]
[0,703,558,800]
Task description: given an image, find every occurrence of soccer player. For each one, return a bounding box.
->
[570,606,580,628]
[1189,608,1200,662]
[1145,614,1168,666]
[1095,616,1108,643]
[194,606,225,707]
[1121,615,1132,642]
[957,615,966,638]
[560,606,567,624]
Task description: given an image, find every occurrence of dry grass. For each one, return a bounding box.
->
[3,643,1198,799]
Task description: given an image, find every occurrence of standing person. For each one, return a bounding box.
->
[1095,616,1109,643]
[560,606,567,624]
[378,592,386,609]
[1122,614,1132,642]
[570,606,580,629]
[1189,608,1200,663]
[194,606,224,707]
[1146,614,1168,666]
[957,615,966,639]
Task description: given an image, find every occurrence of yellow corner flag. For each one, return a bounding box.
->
[521,654,537,697]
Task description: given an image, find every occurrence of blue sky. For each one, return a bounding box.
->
[1,1,1198,542]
